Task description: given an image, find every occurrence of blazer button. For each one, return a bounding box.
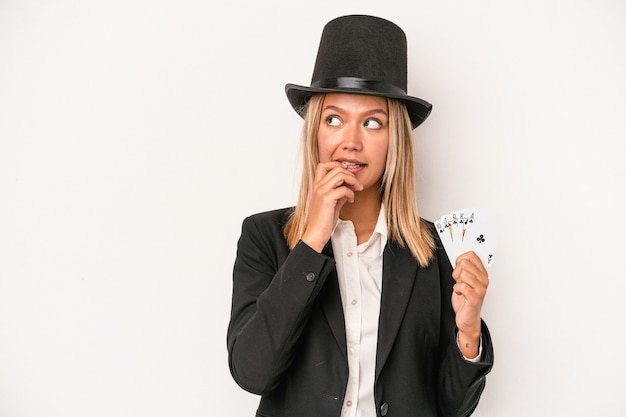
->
[380,402,389,416]
[305,272,316,282]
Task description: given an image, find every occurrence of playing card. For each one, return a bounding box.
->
[435,216,457,262]
[438,210,465,266]
[436,208,500,268]
[465,208,500,267]
[458,208,474,244]
[458,207,477,246]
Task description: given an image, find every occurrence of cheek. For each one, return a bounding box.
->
[316,134,335,162]
[375,155,388,175]
[375,142,389,170]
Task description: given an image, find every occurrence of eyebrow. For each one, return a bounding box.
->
[322,105,388,117]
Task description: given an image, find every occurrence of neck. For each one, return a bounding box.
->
[339,184,382,244]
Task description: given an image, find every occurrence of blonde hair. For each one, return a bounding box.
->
[284,94,434,267]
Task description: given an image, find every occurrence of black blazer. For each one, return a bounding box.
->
[227,208,493,417]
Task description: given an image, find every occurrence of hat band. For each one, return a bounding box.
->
[311,77,406,96]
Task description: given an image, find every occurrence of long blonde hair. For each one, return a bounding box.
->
[283,94,434,267]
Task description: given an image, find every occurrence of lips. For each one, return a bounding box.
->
[339,160,365,169]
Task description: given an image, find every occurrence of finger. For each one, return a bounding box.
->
[315,161,356,183]
[453,253,487,281]
[453,265,488,292]
[453,273,487,298]
[452,266,488,300]
[310,180,357,213]
[452,255,489,291]
[452,273,488,308]
[324,186,356,206]
[314,161,344,181]
[318,167,363,192]
[456,251,487,274]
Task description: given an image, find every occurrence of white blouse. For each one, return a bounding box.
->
[331,207,481,417]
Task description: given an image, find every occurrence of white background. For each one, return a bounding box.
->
[1,1,625,416]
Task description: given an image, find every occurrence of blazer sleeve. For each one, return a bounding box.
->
[227,212,336,395]
[438,321,494,417]
[435,236,495,417]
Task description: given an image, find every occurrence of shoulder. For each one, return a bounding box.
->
[236,208,294,266]
[420,217,442,248]
[239,207,293,241]
[243,207,293,229]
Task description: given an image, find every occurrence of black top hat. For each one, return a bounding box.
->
[285,15,432,129]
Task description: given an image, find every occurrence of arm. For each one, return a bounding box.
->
[435,239,494,417]
[228,162,359,394]
[452,251,489,359]
[227,214,336,395]
[438,321,494,417]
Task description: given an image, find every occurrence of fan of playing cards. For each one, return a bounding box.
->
[435,208,501,268]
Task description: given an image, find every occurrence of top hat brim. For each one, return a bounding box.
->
[285,83,432,130]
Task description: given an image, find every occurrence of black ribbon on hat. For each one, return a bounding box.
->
[311,77,407,96]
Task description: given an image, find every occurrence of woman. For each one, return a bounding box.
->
[227,15,493,417]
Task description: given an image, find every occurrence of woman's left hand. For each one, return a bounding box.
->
[451,251,489,357]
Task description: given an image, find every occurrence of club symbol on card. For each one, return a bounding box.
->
[443,217,454,241]
[476,234,485,243]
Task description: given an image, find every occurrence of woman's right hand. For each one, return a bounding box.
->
[301,161,363,252]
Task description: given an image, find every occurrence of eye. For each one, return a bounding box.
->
[364,118,382,129]
[326,115,341,126]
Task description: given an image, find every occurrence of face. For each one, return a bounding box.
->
[318,93,389,192]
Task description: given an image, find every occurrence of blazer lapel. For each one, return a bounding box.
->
[319,243,347,360]
[375,241,418,378]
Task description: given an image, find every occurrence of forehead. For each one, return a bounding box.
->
[321,93,388,113]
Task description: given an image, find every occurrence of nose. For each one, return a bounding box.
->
[340,123,363,151]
